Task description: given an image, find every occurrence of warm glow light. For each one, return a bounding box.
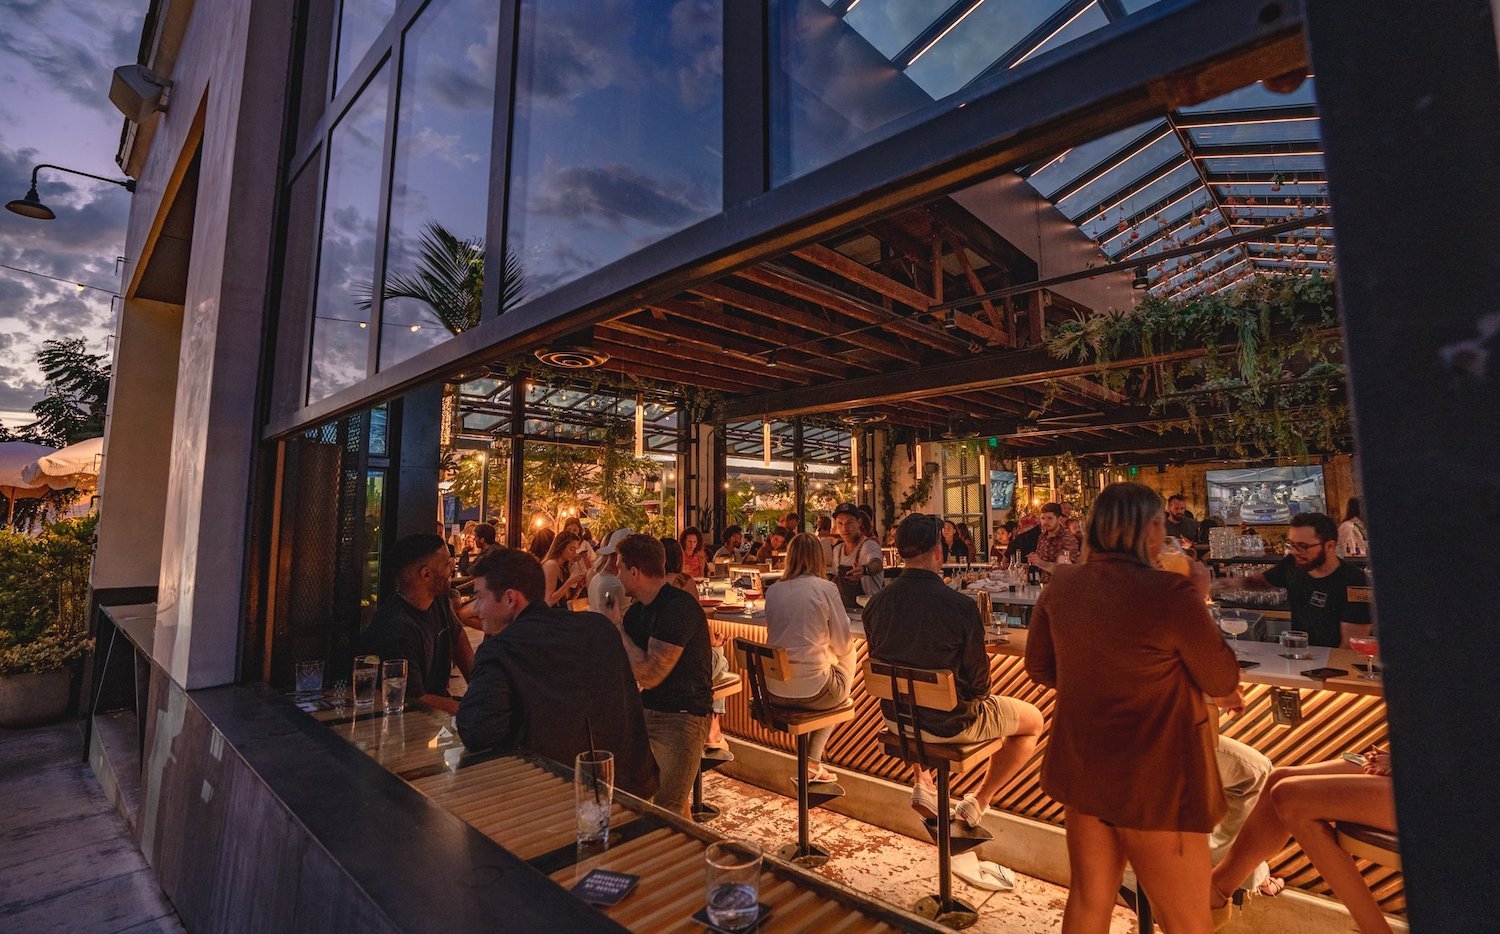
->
[914,441,924,480]
[358,321,368,329]
[533,517,545,528]
[850,433,860,485]
[906,0,987,66]
[634,396,645,457]
[763,420,772,467]
[410,324,421,332]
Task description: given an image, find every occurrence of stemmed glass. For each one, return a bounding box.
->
[1349,636,1381,680]
[1218,610,1249,656]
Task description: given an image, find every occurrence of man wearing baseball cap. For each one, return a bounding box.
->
[588,528,634,617]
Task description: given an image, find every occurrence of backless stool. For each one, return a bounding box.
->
[735,637,856,868]
[867,660,1002,930]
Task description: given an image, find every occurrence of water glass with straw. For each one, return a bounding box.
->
[575,719,613,845]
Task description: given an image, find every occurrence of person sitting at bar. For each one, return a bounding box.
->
[990,523,1012,556]
[663,534,730,750]
[1165,493,1200,546]
[1220,512,1372,648]
[762,533,855,784]
[562,515,596,580]
[608,534,713,817]
[864,514,1043,826]
[458,521,499,575]
[679,526,708,579]
[1006,515,1041,562]
[713,525,745,564]
[1025,482,1240,933]
[361,534,474,715]
[588,528,634,616]
[831,502,883,610]
[1208,749,1396,933]
[756,527,789,565]
[1338,497,1368,557]
[815,514,838,568]
[1027,502,1080,579]
[541,530,588,607]
[778,511,802,535]
[527,526,554,563]
[941,519,969,563]
[456,548,658,799]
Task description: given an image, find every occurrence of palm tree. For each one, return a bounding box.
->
[359,221,527,333]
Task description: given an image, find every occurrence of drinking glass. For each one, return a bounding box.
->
[1280,630,1312,659]
[705,840,762,930]
[1349,636,1381,680]
[575,750,614,845]
[294,660,325,694]
[1219,611,1250,655]
[381,659,408,713]
[352,655,379,709]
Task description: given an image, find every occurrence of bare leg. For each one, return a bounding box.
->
[974,702,1044,804]
[1121,827,1214,934]
[1272,775,1396,934]
[1061,808,1127,934]
[1211,759,1360,906]
[914,765,934,789]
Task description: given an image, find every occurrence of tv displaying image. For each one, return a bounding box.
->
[1206,466,1326,526]
[989,470,1016,511]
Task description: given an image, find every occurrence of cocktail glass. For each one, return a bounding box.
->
[1219,612,1249,655]
[1349,636,1380,680]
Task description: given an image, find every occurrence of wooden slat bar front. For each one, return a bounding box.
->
[315,703,942,932]
[712,618,1403,917]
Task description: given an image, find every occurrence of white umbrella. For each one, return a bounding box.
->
[22,436,103,490]
[0,441,57,524]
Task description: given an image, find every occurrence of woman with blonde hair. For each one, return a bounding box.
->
[541,530,587,607]
[1026,482,1239,933]
[761,533,856,784]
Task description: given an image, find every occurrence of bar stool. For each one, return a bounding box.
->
[735,637,856,868]
[1335,822,1401,870]
[692,672,744,822]
[866,659,1001,930]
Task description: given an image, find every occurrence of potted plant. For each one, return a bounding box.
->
[0,515,95,728]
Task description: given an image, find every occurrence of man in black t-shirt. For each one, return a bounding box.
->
[1165,494,1200,545]
[609,534,712,817]
[361,534,474,714]
[1221,513,1372,649]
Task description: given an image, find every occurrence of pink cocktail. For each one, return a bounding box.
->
[1349,636,1380,680]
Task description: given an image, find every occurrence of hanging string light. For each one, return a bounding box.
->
[763,419,773,467]
[634,394,645,457]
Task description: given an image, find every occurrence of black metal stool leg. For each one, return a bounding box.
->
[776,733,830,868]
[691,770,719,822]
[1136,883,1152,933]
[914,762,979,929]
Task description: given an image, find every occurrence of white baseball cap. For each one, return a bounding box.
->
[597,528,636,555]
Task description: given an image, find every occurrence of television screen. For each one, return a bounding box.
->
[989,470,1016,511]
[1205,466,1326,526]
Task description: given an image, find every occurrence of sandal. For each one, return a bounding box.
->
[805,765,837,784]
[1257,876,1285,898]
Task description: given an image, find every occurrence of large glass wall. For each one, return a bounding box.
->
[335,0,398,94]
[380,0,501,370]
[308,66,390,403]
[505,0,724,294]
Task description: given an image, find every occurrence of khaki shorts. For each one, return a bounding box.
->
[886,694,1030,744]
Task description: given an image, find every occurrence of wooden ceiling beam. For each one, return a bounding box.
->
[608,315,850,381]
[596,328,814,386]
[593,349,776,394]
[692,281,923,365]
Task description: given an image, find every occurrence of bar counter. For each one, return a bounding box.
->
[709,606,1402,919]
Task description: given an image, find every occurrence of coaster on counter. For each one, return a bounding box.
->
[572,869,639,907]
[691,902,772,933]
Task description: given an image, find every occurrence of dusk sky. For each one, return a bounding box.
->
[0,0,143,428]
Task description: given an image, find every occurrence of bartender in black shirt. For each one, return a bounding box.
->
[1218,513,1372,649]
[361,534,475,714]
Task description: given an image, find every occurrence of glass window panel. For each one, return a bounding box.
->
[1199,155,1324,174]
[1055,131,1182,219]
[507,0,723,295]
[1078,161,1196,238]
[379,0,500,371]
[1216,182,1326,199]
[904,0,1064,101]
[770,0,939,182]
[1181,79,1317,112]
[336,0,398,94]
[309,67,390,404]
[843,0,952,60]
[1023,118,1162,198]
[1119,0,1168,12]
[1013,2,1109,66]
[1187,119,1321,146]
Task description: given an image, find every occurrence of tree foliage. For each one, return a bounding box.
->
[0,338,110,448]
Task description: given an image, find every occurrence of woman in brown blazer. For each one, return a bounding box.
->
[1027,482,1240,934]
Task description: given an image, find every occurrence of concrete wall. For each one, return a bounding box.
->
[93,299,183,591]
[111,0,295,688]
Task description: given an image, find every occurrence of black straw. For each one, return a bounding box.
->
[585,717,602,806]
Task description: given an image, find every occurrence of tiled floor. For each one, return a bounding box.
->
[0,724,183,934]
[701,771,1137,933]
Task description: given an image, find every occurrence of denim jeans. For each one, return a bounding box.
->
[644,708,710,814]
[767,667,851,765]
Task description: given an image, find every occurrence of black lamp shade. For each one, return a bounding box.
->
[6,185,55,220]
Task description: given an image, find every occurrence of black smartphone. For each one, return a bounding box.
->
[1237,659,1261,670]
[1300,667,1348,679]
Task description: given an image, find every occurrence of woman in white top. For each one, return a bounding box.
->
[763,533,857,783]
[1337,497,1368,557]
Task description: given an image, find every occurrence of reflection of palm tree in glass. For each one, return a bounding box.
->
[359,221,527,333]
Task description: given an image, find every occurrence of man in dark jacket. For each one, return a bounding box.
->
[456,548,657,799]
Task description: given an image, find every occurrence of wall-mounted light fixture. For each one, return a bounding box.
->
[6,164,135,221]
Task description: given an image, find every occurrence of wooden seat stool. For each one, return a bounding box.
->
[735,637,856,868]
[692,672,744,822]
[1336,822,1401,870]
[867,659,1002,930]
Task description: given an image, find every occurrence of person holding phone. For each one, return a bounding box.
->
[1208,748,1396,932]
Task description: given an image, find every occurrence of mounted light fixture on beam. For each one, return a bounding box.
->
[635,395,645,457]
[850,432,860,486]
[763,419,773,467]
[915,440,925,481]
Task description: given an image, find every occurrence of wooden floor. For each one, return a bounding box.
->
[0,722,182,934]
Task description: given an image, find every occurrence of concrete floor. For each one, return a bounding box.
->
[0,723,182,934]
[700,771,1138,933]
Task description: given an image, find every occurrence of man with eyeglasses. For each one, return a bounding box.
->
[1218,513,1372,648]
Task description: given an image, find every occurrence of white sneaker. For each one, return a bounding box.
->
[911,782,940,820]
[954,793,990,828]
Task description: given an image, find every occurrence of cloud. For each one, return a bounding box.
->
[0,2,140,116]
[530,162,709,232]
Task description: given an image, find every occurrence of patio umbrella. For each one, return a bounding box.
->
[22,436,103,490]
[0,441,57,525]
